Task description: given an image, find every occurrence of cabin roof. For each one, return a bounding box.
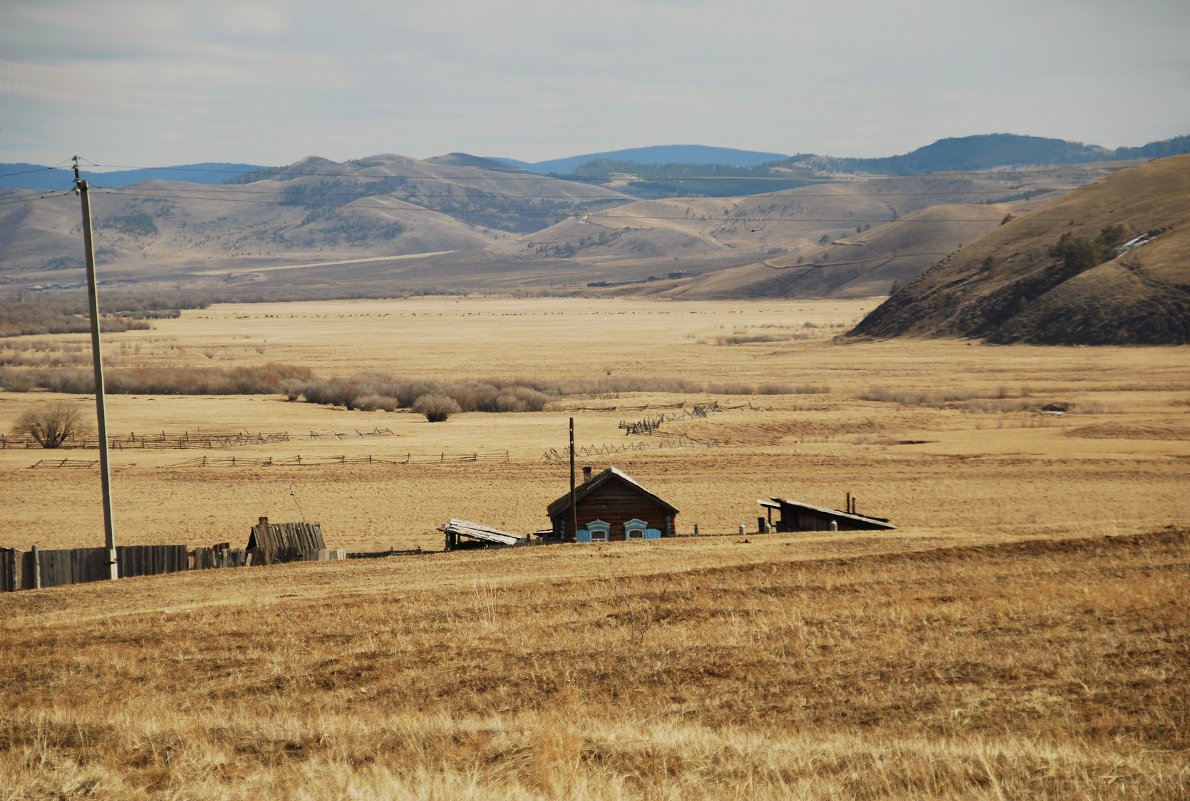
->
[438,518,524,546]
[547,467,679,517]
[761,497,896,530]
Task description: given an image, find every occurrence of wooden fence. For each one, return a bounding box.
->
[540,436,718,463]
[1,543,348,592]
[1,544,189,591]
[619,403,721,435]
[1,427,397,450]
[164,451,511,469]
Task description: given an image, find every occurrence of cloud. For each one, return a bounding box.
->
[220,4,292,36]
[1,0,1188,166]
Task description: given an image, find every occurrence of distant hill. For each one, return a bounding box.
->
[0,154,628,279]
[502,145,792,176]
[847,155,1190,345]
[777,134,1190,176]
[424,153,527,172]
[488,135,1190,198]
[0,146,1159,305]
[0,162,268,191]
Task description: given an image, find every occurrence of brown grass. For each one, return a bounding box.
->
[0,528,1185,799]
[0,296,1187,797]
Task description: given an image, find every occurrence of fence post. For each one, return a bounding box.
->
[31,545,41,590]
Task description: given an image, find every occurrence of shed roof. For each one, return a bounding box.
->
[438,518,524,546]
[762,497,896,530]
[547,467,679,518]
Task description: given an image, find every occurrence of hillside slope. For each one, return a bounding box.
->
[671,203,1012,299]
[848,155,1190,344]
[0,155,629,279]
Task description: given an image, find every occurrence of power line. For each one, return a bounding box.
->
[0,190,75,207]
[94,181,1050,201]
[0,166,66,180]
[76,159,1126,184]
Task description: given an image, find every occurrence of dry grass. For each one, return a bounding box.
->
[0,528,1185,799]
[0,296,1187,797]
[0,297,1187,552]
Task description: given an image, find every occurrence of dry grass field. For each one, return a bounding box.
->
[1,296,1187,798]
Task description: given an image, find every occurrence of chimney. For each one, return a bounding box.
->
[582,466,593,483]
[259,516,269,527]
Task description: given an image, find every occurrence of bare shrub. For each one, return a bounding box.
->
[705,381,755,395]
[353,393,399,412]
[756,383,831,395]
[0,368,39,392]
[0,363,314,396]
[413,393,461,422]
[11,401,90,448]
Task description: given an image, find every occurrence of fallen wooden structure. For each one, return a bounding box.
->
[439,519,526,551]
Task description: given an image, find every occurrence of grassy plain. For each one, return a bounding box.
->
[1,296,1187,798]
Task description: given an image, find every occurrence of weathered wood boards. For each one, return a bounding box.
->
[246,519,328,564]
[2,531,344,592]
[0,544,189,590]
[439,519,525,551]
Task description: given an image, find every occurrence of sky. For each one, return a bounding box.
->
[2,0,1189,169]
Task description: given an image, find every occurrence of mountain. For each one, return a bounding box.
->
[774,134,1190,177]
[0,162,269,192]
[488,135,1190,199]
[503,145,792,176]
[847,155,1190,345]
[0,147,1154,303]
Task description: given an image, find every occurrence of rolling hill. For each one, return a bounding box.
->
[0,148,1163,302]
[498,145,792,175]
[0,154,630,282]
[848,155,1190,345]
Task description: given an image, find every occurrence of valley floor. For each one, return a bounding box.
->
[0,297,1186,798]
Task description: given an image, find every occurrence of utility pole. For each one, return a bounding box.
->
[569,417,577,543]
[73,156,118,580]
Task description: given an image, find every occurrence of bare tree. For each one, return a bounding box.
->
[12,402,90,448]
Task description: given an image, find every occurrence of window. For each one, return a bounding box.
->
[587,520,610,542]
[624,518,648,540]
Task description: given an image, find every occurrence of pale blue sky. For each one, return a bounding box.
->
[2,0,1188,167]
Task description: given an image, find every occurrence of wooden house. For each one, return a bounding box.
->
[546,467,678,543]
[758,497,894,532]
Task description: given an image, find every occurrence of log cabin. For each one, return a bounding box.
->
[546,466,678,543]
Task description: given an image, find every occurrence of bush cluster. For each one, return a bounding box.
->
[0,290,212,337]
[292,374,553,414]
[0,363,313,395]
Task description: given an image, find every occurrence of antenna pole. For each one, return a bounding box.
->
[74,157,118,580]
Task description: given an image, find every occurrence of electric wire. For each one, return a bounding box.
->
[77,160,1127,183]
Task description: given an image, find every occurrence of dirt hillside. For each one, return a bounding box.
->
[849,155,1190,344]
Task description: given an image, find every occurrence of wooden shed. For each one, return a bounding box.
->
[247,516,328,564]
[547,467,678,543]
[758,497,894,532]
